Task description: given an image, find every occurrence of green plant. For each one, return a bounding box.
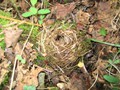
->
[22,0,50,24]
[103,74,120,90]
[0,74,9,90]
[99,27,107,36]
[0,10,11,49]
[109,59,120,65]
[103,50,120,89]
[16,55,26,64]
[23,85,36,90]
[103,75,119,84]
[90,39,120,48]
[43,0,50,8]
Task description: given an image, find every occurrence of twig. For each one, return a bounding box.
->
[25,0,31,6]
[0,15,42,27]
[10,0,22,19]
[88,70,98,90]
[108,62,120,73]
[108,50,120,75]
[9,25,34,90]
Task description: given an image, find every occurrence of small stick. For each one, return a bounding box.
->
[0,15,42,27]
[9,25,34,90]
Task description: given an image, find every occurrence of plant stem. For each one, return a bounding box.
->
[90,39,120,48]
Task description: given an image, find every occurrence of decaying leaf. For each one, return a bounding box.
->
[97,1,112,20]
[14,43,28,61]
[76,10,91,25]
[4,27,23,48]
[15,65,44,90]
[51,2,76,19]
[0,47,4,59]
[4,47,15,64]
[81,0,95,8]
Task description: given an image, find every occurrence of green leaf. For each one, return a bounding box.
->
[16,55,26,64]
[99,27,107,36]
[103,75,119,83]
[16,55,23,60]
[109,59,120,65]
[113,60,120,64]
[24,85,36,90]
[30,0,37,6]
[21,59,26,64]
[48,87,59,90]
[22,12,33,17]
[37,56,45,61]
[39,20,43,25]
[29,7,38,15]
[40,15,45,19]
[38,9,50,15]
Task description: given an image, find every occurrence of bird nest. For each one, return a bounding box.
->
[38,23,88,67]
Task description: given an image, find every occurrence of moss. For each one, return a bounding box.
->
[19,24,39,44]
[0,74,9,90]
[49,20,76,31]
[0,10,40,48]
[0,10,11,49]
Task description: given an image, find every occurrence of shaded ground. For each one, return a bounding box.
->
[0,0,120,90]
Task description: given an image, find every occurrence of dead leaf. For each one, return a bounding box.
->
[81,0,95,7]
[51,2,76,19]
[23,65,43,86]
[14,43,29,62]
[29,49,37,62]
[20,0,29,12]
[69,72,87,90]
[15,82,24,90]
[76,10,91,25]
[4,27,23,48]
[0,47,4,59]
[25,42,33,51]
[4,47,15,64]
[97,1,112,21]
[15,65,44,90]
[76,23,84,30]
[56,72,92,90]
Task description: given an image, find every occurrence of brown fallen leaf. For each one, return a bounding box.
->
[0,47,5,59]
[56,72,93,90]
[51,2,76,19]
[75,10,91,25]
[20,0,29,12]
[15,65,44,90]
[15,81,24,90]
[4,47,15,64]
[14,43,28,61]
[4,27,23,48]
[81,0,95,8]
[97,1,112,21]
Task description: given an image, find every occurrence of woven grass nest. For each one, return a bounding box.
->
[39,22,89,67]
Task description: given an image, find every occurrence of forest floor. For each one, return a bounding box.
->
[0,0,120,90]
